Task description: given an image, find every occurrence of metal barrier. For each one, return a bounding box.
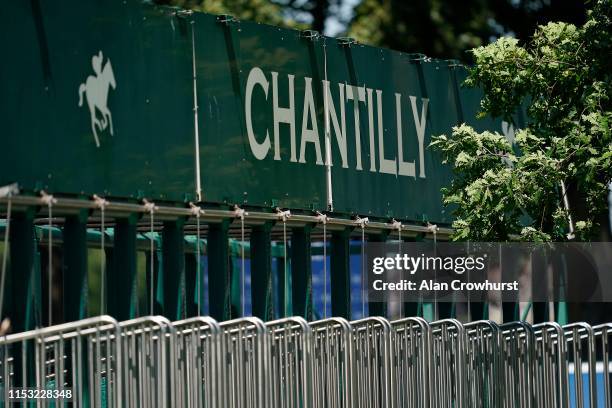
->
[119,316,176,408]
[533,322,568,408]
[173,317,222,408]
[0,316,121,407]
[266,317,312,408]
[430,319,466,408]
[464,320,501,408]
[351,317,394,408]
[390,317,431,408]
[564,323,598,408]
[309,318,354,408]
[500,321,535,408]
[594,324,612,408]
[219,317,267,408]
[2,315,612,407]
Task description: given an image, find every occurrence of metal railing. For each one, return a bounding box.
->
[1,315,611,407]
[0,316,121,407]
[266,317,312,408]
[119,316,176,408]
[351,317,394,408]
[390,317,431,408]
[173,317,221,408]
[310,318,354,408]
[219,317,267,408]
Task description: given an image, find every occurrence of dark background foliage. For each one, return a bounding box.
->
[154,0,588,62]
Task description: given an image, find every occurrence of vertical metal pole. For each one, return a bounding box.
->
[196,211,201,316]
[186,204,203,317]
[108,216,138,320]
[367,232,389,317]
[161,218,186,321]
[251,222,274,320]
[276,248,286,319]
[207,220,231,321]
[531,248,548,323]
[501,244,520,322]
[275,209,291,317]
[552,252,569,325]
[8,210,38,388]
[468,241,488,320]
[145,229,161,317]
[291,225,313,320]
[422,226,436,321]
[323,39,334,212]
[8,210,39,331]
[190,18,203,202]
[62,212,89,321]
[403,234,424,319]
[330,228,351,319]
[184,252,199,317]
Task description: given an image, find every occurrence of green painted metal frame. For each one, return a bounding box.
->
[207,220,232,321]
[330,228,352,319]
[6,210,40,388]
[107,215,139,320]
[291,225,313,320]
[160,219,186,321]
[8,211,41,332]
[0,209,576,327]
[62,212,89,322]
[250,222,274,320]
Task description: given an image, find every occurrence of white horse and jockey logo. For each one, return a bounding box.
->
[78,51,116,147]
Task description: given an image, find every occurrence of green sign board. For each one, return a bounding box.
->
[1,1,196,201]
[0,0,525,224]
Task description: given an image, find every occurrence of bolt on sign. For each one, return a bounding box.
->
[0,0,526,224]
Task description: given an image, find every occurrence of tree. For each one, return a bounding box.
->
[272,0,338,33]
[429,0,611,242]
[490,0,587,42]
[348,0,494,60]
[154,0,298,28]
[162,0,337,33]
[347,0,588,62]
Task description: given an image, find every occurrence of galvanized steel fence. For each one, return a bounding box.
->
[0,315,611,407]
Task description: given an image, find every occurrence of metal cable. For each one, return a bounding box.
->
[150,211,154,314]
[317,213,328,319]
[398,223,402,319]
[283,218,288,316]
[276,208,291,317]
[46,196,53,325]
[361,223,365,318]
[196,209,201,317]
[94,195,109,316]
[234,205,246,315]
[100,202,106,315]
[431,224,438,320]
[323,221,327,319]
[241,212,245,315]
